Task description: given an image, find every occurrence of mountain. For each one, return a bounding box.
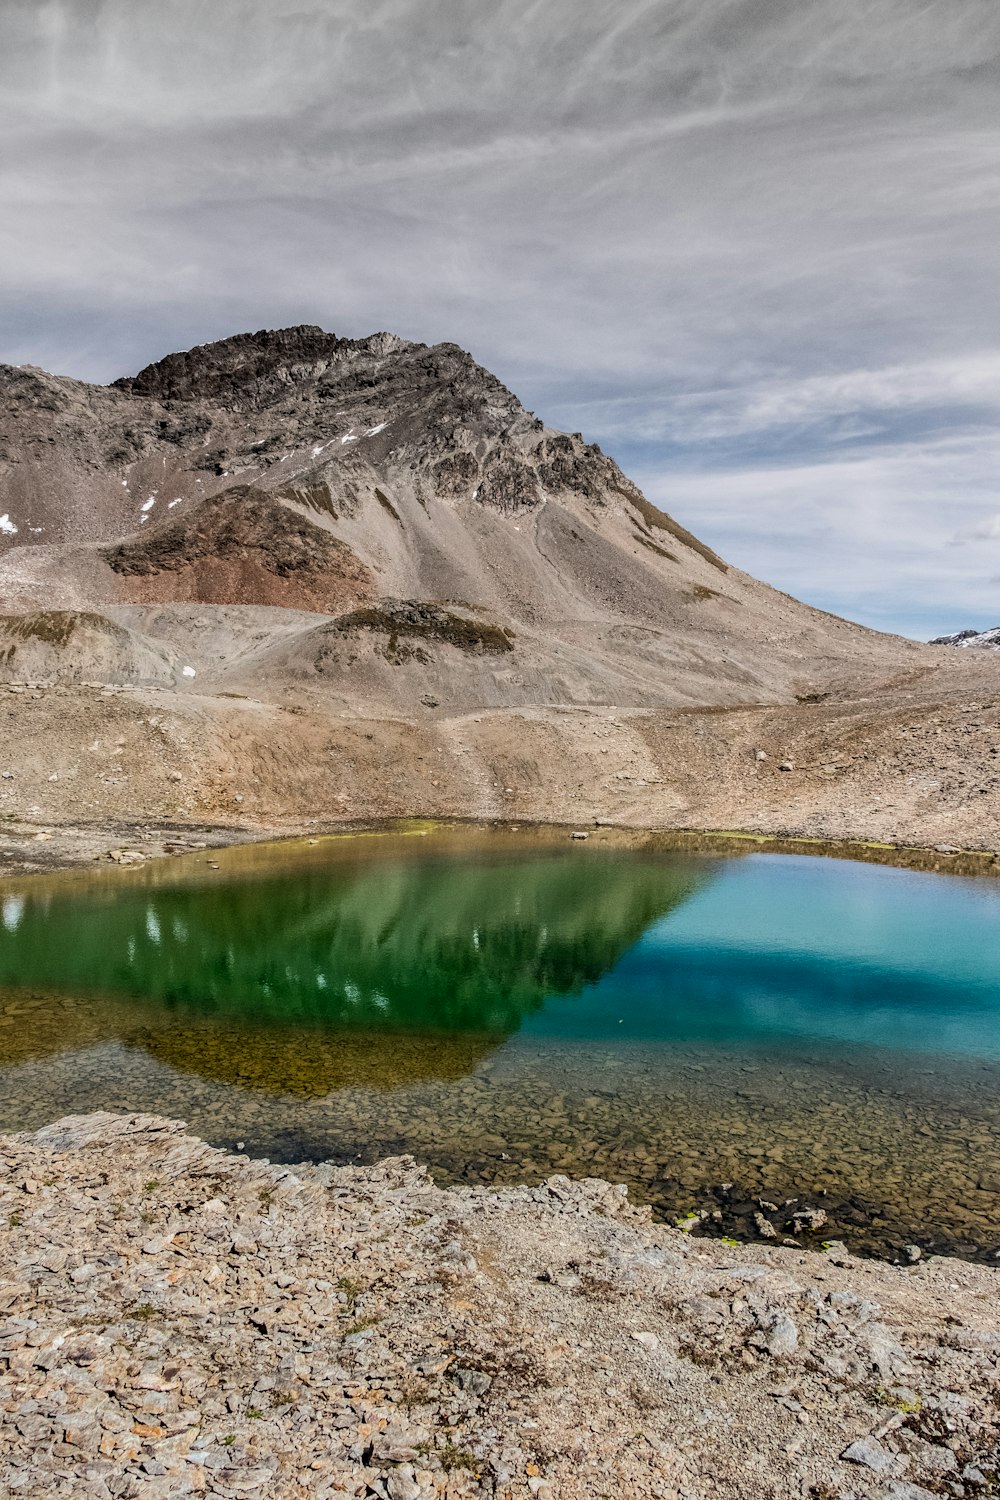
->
[0,324,997,856]
[0,324,913,703]
[931,626,1000,651]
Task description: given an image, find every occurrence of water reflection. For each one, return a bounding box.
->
[0,835,707,1090]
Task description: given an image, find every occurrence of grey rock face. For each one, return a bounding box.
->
[0,323,663,583]
[764,1312,799,1356]
[104,323,632,523]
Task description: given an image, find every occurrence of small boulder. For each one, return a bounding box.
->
[765,1313,799,1356]
[790,1207,827,1232]
[386,1468,422,1500]
[841,1437,904,1475]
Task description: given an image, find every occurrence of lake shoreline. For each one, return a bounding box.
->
[0,1109,998,1499]
[1,810,997,884]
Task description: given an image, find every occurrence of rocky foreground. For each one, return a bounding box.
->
[0,1115,997,1499]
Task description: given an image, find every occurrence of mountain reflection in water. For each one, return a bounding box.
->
[0,837,708,1092]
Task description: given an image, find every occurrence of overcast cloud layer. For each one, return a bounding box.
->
[2,0,999,638]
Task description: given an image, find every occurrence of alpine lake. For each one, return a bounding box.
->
[1,823,998,1263]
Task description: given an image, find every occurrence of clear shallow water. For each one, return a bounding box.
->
[1,826,998,1260]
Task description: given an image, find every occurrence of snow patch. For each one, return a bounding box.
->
[168,498,184,508]
[0,514,17,535]
[340,433,358,445]
[931,625,1000,651]
[366,421,389,436]
[140,498,156,513]
[182,665,197,678]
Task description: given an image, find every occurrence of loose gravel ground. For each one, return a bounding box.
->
[0,1113,998,1499]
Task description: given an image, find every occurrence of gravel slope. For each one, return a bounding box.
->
[0,1113,998,1500]
[0,654,999,883]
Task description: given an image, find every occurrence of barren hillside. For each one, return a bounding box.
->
[0,325,997,865]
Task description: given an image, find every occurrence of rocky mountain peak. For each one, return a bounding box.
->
[112,324,420,411]
[0,323,715,562]
[107,324,594,514]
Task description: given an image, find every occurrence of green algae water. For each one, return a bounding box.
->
[1,825,998,1261]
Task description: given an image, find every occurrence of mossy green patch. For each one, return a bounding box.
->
[333,601,514,654]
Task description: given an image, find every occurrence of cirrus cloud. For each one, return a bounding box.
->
[1,0,999,638]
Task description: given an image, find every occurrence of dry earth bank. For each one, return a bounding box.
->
[1,666,999,879]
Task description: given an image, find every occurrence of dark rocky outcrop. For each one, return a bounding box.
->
[114,325,415,410]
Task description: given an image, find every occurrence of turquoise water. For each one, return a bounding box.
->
[0,828,998,1259]
[523,854,1000,1057]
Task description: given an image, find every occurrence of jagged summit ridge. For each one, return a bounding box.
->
[112,324,421,409]
[0,323,671,612]
[104,324,643,521]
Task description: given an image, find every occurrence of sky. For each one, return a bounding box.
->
[1,0,999,640]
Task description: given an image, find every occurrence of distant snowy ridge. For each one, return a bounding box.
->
[930,625,1000,650]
